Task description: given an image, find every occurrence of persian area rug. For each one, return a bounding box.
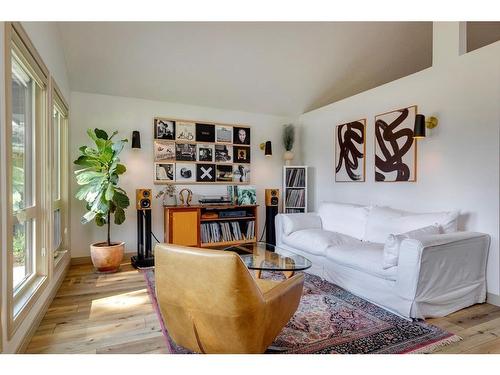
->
[142,270,460,354]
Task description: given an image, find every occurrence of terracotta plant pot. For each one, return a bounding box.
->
[90,241,125,273]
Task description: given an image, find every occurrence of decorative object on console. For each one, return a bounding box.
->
[131,130,141,149]
[282,124,295,165]
[259,141,272,157]
[375,105,417,182]
[156,185,177,206]
[73,128,130,273]
[335,119,365,182]
[237,186,257,205]
[413,114,439,139]
[178,188,193,206]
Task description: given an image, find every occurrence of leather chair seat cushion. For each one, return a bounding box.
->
[255,278,281,294]
[282,228,360,256]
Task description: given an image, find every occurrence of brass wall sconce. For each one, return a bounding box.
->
[259,141,272,157]
[414,115,439,139]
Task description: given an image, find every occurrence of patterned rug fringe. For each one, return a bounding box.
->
[406,334,462,354]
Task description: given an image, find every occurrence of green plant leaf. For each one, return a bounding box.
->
[81,210,97,224]
[114,207,126,225]
[113,190,130,209]
[74,155,100,167]
[87,128,98,142]
[112,139,127,156]
[105,183,114,201]
[94,128,109,140]
[115,164,126,175]
[95,214,106,227]
[76,171,105,185]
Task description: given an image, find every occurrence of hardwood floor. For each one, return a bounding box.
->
[25,260,500,354]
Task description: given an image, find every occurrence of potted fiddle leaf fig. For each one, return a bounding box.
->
[74,128,130,273]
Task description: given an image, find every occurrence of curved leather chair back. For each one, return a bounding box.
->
[155,244,267,353]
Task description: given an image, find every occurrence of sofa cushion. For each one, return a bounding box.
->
[317,202,370,240]
[282,213,322,236]
[325,242,397,281]
[364,206,459,243]
[382,225,440,269]
[282,228,360,256]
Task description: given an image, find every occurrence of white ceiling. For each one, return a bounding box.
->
[58,22,432,116]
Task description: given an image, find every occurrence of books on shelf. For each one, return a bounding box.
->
[286,168,306,187]
[201,220,255,244]
[285,189,305,208]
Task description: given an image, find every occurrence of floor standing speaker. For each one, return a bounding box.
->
[132,189,154,268]
[265,189,280,247]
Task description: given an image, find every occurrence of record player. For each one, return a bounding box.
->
[198,195,232,205]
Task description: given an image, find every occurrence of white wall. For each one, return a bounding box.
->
[69,92,296,258]
[0,22,71,353]
[300,32,500,297]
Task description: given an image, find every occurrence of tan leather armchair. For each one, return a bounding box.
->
[154,243,304,354]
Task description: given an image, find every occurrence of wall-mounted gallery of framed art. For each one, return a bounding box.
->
[153,117,251,184]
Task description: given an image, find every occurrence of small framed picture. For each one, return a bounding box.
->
[154,118,175,140]
[196,123,216,143]
[175,121,196,142]
[216,165,233,182]
[175,143,197,161]
[215,144,233,163]
[237,186,257,205]
[216,125,233,143]
[233,146,250,163]
[233,164,250,183]
[154,140,175,162]
[175,163,196,182]
[155,163,175,182]
[233,126,250,145]
[196,163,216,182]
[197,144,215,162]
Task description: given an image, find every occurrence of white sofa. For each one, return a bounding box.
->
[275,202,490,319]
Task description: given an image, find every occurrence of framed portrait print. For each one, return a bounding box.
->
[154,118,175,140]
[197,144,215,162]
[155,163,175,182]
[233,146,250,164]
[233,126,250,145]
[154,140,175,162]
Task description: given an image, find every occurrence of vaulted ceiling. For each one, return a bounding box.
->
[58,22,433,116]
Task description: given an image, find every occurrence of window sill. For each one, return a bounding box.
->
[11,274,48,336]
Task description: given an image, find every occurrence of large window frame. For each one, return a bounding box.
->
[4,22,50,337]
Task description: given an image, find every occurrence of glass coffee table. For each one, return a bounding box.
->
[224,242,312,279]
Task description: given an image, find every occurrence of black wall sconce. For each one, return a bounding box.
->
[414,115,439,139]
[260,141,272,157]
[132,130,141,148]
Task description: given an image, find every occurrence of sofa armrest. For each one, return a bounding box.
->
[275,213,321,246]
[396,232,490,303]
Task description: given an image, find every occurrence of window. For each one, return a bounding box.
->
[6,22,50,334]
[51,87,69,265]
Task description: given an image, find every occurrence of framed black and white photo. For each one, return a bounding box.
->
[155,163,175,182]
[196,123,215,143]
[216,165,233,182]
[197,144,214,162]
[175,143,196,161]
[233,126,250,145]
[154,118,175,140]
[196,164,216,182]
[233,165,250,183]
[215,144,233,163]
[175,121,196,142]
[216,125,233,143]
[154,140,175,162]
[175,163,196,182]
[233,146,250,164]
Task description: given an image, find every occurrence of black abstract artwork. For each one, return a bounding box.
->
[375,106,417,182]
[335,120,365,182]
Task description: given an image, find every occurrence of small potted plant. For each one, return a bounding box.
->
[74,128,130,273]
[283,124,295,165]
[156,185,177,206]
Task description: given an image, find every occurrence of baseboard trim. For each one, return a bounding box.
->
[71,252,136,266]
[16,256,70,353]
[487,292,500,307]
